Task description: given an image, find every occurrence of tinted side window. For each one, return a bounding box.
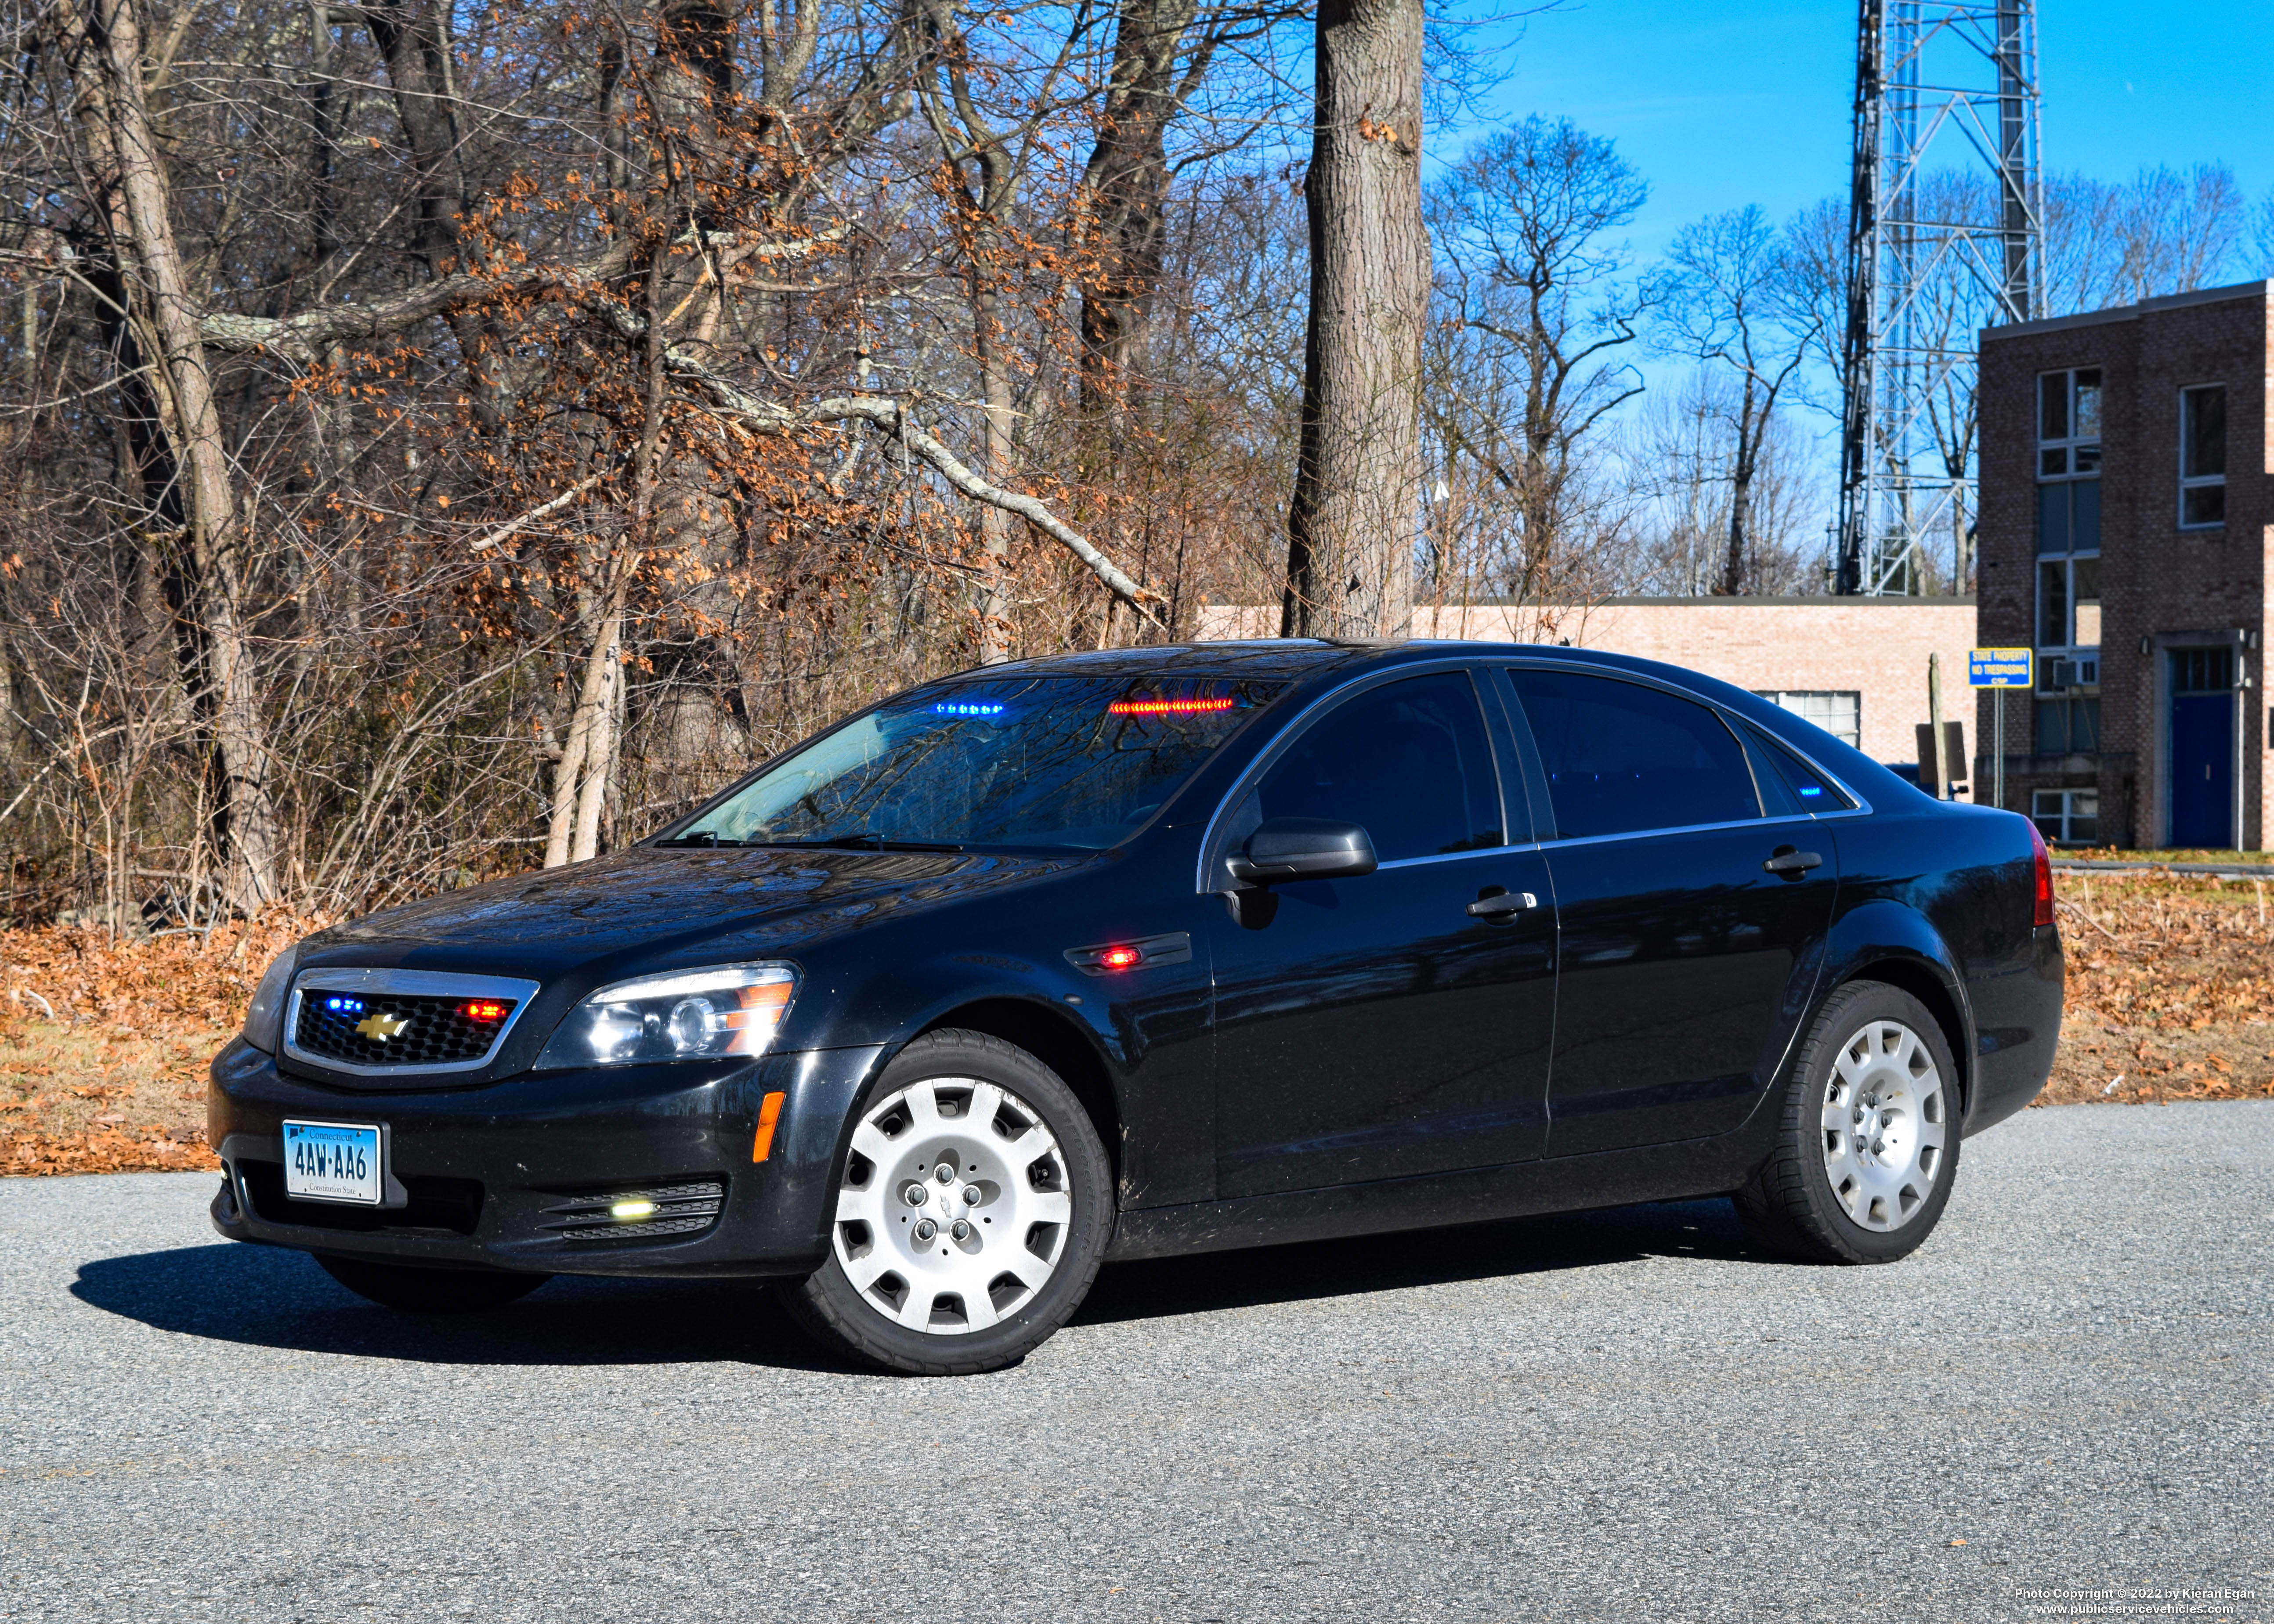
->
[1745,725,1855,812]
[1254,672,1503,861]
[1504,668,1761,839]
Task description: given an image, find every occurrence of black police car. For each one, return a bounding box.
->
[209,640,2063,1374]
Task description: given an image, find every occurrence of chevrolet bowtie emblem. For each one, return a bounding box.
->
[355,1011,410,1042]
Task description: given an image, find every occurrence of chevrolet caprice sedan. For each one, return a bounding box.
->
[209,640,2063,1374]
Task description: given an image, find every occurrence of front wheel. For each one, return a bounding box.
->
[1733,981,1962,1264]
[315,1254,550,1312]
[778,1029,1113,1375]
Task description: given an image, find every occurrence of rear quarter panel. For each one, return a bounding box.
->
[1827,801,2063,1133]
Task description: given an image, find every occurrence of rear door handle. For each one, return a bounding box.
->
[1763,848,1824,875]
[1466,887,1538,918]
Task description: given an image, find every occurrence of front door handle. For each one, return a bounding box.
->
[1466,887,1538,919]
[1763,847,1824,876]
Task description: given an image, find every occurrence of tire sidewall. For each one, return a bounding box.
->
[795,1030,1113,1373]
[1789,984,1964,1263]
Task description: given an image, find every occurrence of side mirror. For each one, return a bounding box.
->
[1226,817,1379,886]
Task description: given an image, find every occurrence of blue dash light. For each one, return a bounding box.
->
[934,701,1005,717]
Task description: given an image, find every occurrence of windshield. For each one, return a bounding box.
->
[669,675,1286,851]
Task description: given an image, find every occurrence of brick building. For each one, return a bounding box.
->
[1976,279,2270,848]
[1197,598,1976,766]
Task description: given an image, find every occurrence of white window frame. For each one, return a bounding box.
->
[2037,368,2102,480]
[2031,788,2099,845]
[1752,690,1861,749]
[2178,382,2227,531]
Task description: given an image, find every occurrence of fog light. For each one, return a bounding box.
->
[610,1199,658,1220]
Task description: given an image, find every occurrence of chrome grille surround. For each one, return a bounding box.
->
[282,967,542,1077]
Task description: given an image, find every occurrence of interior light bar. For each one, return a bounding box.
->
[1108,697,1236,716]
[934,700,1005,716]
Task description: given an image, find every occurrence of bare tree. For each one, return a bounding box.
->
[1278,0,1428,639]
[1646,206,1818,597]
[1425,115,1646,606]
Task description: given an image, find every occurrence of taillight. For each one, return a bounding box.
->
[2028,818,2054,928]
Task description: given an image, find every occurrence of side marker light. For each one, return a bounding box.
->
[1096,945,1142,971]
[752,1090,787,1162]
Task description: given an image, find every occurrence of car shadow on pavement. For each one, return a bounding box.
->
[69,1242,844,1371]
[69,1197,1756,1368]
[1075,1197,1758,1327]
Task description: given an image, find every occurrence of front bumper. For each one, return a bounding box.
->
[206,1037,886,1278]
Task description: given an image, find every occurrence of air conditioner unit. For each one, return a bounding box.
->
[2049,657,2099,688]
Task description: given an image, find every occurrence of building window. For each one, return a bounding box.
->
[2035,697,2101,756]
[1752,690,1861,748]
[2032,789,2098,845]
[2038,368,2101,479]
[2172,646,2234,694]
[2179,383,2226,528]
[2036,367,2101,733]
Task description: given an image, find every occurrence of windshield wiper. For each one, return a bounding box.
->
[651,832,748,848]
[769,833,966,853]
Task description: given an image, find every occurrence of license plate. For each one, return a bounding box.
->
[282,1120,383,1205]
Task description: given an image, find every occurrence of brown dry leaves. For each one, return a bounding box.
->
[2045,870,2274,1106]
[0,915,318,1176]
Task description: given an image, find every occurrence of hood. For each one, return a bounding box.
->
[297,844,1090,984]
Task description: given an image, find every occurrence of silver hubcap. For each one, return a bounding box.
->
[1820,1019,1947,1233]
[832,1077,1071,1335]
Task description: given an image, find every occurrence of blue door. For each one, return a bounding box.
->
[2170,693,2233,848]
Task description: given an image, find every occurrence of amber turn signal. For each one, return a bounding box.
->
[751,1090,787,1162]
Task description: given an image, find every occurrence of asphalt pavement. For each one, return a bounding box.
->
[3,1101,2270,1624]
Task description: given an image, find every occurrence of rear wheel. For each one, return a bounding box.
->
[1733,981,1961,1264]
[778,1029,1112,1375]
[315,1254,549,1312]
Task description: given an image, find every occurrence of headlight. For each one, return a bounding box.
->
[241,946,301,1054]
[535,963,796,1070]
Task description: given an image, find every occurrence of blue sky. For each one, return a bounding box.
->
[1437,0,2274,265]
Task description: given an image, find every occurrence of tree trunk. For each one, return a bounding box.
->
[1279,0,1428,640]
[1720,376,1758,596]
[973,279,1018,663]
[1074,0,1199,423]
[61,0,282,912]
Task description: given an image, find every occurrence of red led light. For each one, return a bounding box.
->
[1108,697,1236,715]
[459,1000,510,1022]
[1097,946,1143,970]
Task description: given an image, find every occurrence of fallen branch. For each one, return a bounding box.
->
[466,471,611,553]
[673,360,1162,623]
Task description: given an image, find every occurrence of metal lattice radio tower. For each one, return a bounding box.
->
[1835,0,2042,596]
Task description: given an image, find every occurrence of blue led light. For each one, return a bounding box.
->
[933,701,1005,716]
[324,996,366,1014]
[1798,785,1822,798]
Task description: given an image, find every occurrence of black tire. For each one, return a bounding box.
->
[1733,980,1963,1264]
[315,1253,550,1312]
[777,1028,1113,1376]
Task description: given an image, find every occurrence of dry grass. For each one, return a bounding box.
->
[0,873,2262,1176]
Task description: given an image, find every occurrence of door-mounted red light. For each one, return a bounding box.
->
[459,1000,511,1022]
[1096,945,1143,970]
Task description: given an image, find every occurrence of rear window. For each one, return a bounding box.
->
[672,676,1284,851]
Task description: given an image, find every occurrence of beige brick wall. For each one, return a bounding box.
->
[1194,599,1979,766]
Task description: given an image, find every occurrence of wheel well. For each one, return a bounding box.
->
[1842,960,1971,1115]
[917,999,1122,1176]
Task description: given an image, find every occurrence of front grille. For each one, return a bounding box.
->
[538,1179,727,1245]
[237,1159,484,1236]
[293,990,517,1070]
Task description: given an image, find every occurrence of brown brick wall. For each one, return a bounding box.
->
[1976,281,2272,848]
